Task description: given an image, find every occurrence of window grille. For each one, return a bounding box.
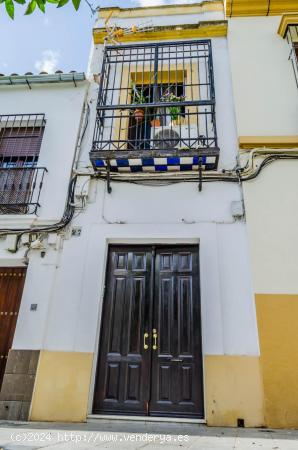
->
[91,40,219,174]
[0,114,47,214]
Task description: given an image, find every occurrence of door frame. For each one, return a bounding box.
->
[88,239,206,420]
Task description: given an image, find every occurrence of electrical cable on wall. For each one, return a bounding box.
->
[0,150,297,237]
[0,175,77,237]
[95,151,298,185]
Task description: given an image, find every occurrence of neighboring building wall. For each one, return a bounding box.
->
[228,16,298,428]
[244,162,298,429]
[0,82,87,222]
[228,16,298,136]
[0,79,87,420]
[28,6,264,426]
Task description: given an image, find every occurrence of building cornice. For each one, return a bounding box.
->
[226,0,298,17]
[0,72,86,87]
[93,21,228,44]
[98,1,223,19]
[278,13,298,38]
[239,136,298,149]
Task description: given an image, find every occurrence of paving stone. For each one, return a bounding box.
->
[2,446,38,450]
[0,424,298,450]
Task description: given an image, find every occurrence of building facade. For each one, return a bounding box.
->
[0,72,88,420]
[227,0,298,429]
[0,0,297,428]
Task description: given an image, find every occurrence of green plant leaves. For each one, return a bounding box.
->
[25,0,36,14]
[72,0,80,11]
[57,0,69,8]
[1,0,81,18]
[5,0,14,19]
[36,0,45,12]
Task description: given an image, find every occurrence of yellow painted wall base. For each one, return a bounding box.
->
[30,351,267,425]
[256,294,298,429]
[204,355,264,427]
[30,351,93,422]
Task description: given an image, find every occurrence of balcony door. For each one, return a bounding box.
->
[93,245,204,418]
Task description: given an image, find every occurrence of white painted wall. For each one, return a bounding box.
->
[228,17,298,295]
[243,160,298,294]
[10,9,260,369]
[13,180,260,357]
[228,16,298,136]
[0,81,88,223]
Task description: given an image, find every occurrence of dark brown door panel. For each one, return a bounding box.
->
[93,245,204,418]
[93,247,153,415]
[149,247,204,418]
[0,268,26,389]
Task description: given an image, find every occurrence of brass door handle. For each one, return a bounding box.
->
[152,328,158,350]
[144,332,149,350]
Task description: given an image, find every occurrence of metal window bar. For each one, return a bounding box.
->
[92,40,219,159]
[0,114,47,214]
[287,25,298,88]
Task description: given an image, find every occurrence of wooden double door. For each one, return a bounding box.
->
[0,268,26,389]
[93,245,204,418]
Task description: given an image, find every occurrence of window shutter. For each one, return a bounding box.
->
[0,127,44,159]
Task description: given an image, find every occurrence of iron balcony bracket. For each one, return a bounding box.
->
[198,157,203,192]
[106,160,112,194]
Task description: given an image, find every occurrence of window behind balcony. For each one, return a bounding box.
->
[127,82,185,150]
[286,25,298,87]
[0,114,45,214]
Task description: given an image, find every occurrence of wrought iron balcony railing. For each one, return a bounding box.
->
[91,40,219,174]
[0,113,46,214]
[0,166,47,214]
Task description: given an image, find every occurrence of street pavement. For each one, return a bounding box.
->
[1,420,298,449]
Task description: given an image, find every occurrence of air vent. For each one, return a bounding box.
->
[153,128,180,149]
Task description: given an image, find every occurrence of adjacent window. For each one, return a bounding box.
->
[0,114,46,214]
[286,25,298,87]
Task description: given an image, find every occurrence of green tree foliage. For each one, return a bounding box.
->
[2,0,81,19]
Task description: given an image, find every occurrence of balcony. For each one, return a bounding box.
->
[0,166,47,214]
[0,114,46,214]
[91,40,219,174]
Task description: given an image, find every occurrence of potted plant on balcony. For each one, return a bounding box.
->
[132,84,148,122]
[150,115,161,127]
[160,90,185,126]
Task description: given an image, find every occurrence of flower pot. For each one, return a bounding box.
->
[134,108,145,122]
[171,117,183,126]
[150,119,161,127]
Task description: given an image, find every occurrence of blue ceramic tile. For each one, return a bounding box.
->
[94,159,105,167]
[117,159,129,167]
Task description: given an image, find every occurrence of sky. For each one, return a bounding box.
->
[0,0,196,76]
